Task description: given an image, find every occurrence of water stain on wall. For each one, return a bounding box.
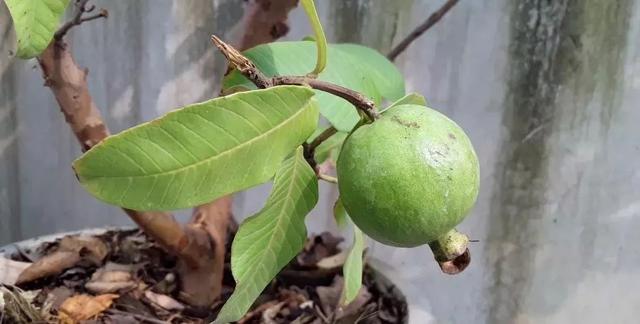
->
[487,0,632,322]
[328,0,414,52]
[0,3,22,243]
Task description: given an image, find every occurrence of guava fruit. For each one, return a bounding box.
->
[336,104,479,248]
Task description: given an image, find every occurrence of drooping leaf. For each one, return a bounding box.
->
[341,225,365,305]
[215,147,318,323]
[73,86,319,211]
[314,129,347,164]
[223,42,405,131]
[5,0,71,59]
[380,92,428,114]
[333,197,348,229]
[300,0,327,75]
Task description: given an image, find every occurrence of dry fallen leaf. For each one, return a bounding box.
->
[144,290,184,311]
[316,250,349,269]
[0,257,32,285]
[16,235,109,285]
[58,294,119,324]
[316,277,371,321]
[85,263,137,294]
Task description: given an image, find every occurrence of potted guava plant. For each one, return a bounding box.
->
[0,0,471,323]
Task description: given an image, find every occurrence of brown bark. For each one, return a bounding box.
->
[37,41,221,307]
[237,0,300,50]
[182,0,301,305]
[38,0,299,308]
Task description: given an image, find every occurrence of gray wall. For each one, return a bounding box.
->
[2,1,640,323]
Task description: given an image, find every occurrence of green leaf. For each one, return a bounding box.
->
[313,129,347,164]
[300,0,327,75]
[73,86,319,211]
[341,225,365,305]
[215,147,318,323]
[333,197,348,229]
[6,0,71,59]
[380,92,428,114]
[223,42,405,131]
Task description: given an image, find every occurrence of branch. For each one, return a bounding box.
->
[54,0,108,41]
[307,126,338,156]
[40,10,218,307]
[185,0,300,306]
[211,36,379,122]
[386,0,460,61]
[211,35,272,88]
[273,76,379,121]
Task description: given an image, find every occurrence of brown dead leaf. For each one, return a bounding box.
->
[315,250,349,269]
[261,301,286,324]
[316,277,371,321]
[46,286,74,310]
[58,294,119,324]
[16,235,109,285]
[297,233,343,267]
[0,257,32,285]
[58,235,109,265]
[143,290,184,311]
[85,263,137,294]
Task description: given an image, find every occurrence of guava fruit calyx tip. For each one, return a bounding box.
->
[429,229,471,275]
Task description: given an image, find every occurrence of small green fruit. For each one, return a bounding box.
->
[337,104,479,247]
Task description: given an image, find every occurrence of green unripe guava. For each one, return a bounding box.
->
[336,104,479,247]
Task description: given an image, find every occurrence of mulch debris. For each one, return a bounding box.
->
[1,229,407,323]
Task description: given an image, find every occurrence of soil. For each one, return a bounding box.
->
[0,229,408,323]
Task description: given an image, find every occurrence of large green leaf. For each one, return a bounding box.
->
[215,147,318,323]
[342,225,365,305]
[73,86,319,211]
[6,0,71,59]
[223,41,405,131]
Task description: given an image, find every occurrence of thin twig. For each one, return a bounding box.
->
[304,125,338,171]
[211,35,272,88]
[272,76,379,121]
[54,0,108,41]
[211,35,379,122]
[308,126,338,154]
[387,0,460,61]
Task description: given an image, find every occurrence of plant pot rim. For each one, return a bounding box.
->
[1,227,409,323]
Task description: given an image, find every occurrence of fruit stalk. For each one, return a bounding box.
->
[428,228,471,275]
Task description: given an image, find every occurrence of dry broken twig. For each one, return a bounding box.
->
[55,0,108,41]
[210,35,380,123]
[387,0,460,61]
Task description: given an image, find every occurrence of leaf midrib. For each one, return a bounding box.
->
[79,100,313,180]
[235,156,305,281]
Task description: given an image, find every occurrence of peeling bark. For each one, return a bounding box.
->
[38,43,109,152]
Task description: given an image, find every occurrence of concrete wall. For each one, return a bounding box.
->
[1,1,639,323]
